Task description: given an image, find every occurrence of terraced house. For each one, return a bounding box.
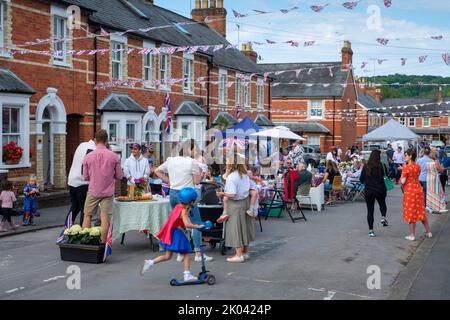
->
[0,0,271,189]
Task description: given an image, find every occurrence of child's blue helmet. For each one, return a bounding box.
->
[178,187,198,205]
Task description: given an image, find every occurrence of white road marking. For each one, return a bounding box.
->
[308,287,374,300]
[5,287,25,294]
[252,278,271,283]
[226,272,234,277]
[0,255,15,267]
[43,275,67,283]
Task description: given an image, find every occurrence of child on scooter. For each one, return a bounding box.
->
[140,187,205,282]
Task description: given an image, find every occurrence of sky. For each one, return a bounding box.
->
[155,0,450,78]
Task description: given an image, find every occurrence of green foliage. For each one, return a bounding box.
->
[215,115,233,130]
[360,74,450,99]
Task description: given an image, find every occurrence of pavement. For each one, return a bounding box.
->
[0,185,448,300]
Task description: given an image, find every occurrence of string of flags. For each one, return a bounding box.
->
[360,54,447,68]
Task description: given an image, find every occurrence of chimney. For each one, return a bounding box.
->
[375,89,382,103]
[341,40,353,70]
[192,0,227,38]
[438,86,443,102]
[241,42,258,63]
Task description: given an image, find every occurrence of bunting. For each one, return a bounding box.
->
[311,4,330,12]
[443,53,450,66]
[419,55,427,63]
[376,38,389,45]
[342,1,361,10]
[384,0,392,8]
[401,58,407,66]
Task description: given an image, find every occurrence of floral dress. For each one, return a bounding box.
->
[426,161,446,212]
[401,162,426,223]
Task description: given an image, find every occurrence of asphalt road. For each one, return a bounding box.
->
[0,186,446,300]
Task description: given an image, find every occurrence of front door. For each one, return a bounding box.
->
[43,122,52,185]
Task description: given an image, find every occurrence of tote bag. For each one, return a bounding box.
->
[382,164,394,191]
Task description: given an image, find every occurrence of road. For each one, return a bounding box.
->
[0,186,447,300]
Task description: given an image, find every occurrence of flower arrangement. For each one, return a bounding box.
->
[134,177,147,197]
[63,225,102,245]
[2,141,23,164]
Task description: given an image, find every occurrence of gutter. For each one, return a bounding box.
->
[93,28,99,135]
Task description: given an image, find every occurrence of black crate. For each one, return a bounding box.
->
[58,243,105,264]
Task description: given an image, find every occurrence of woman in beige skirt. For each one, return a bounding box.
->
[217,162,255,263]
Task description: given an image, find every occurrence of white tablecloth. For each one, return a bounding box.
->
[112,198,171,241]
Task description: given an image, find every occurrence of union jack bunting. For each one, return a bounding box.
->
[253,9,269,14]
[100,28,109,37]
[103,223,113,262]
[361,62,368,69]
[378,59,387,64]
[232,9,248,18]
[342,1,360,10]
[419,56,428,63]
[56,211,73,244]
[176,46,189,52]
[384,0,392,8]
[266,39,276,44]
[236,106,242,118]
[213,44,224,51]
[401,58,407,66]
[286,40,299,47]
[139,48,152,55]
[431,35,443,40]
[164,93,172,134]
[376,38,389,45]
[151,47,161,55]
[328,66,334,77]
[226,44,238,50]
[166,47,177,55]
[253,42,264,45]
[304,41,315,46]
[310,4,330,12]
[87,50,98,55]
[443,53,450,66]
[200,45,211,52]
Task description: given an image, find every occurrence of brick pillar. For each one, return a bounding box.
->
[53,134,67,188]
[35,135,45,186]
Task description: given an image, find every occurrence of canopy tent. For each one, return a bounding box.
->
[362,119,420,142]
[250,126,306,140]
[221,116,262,139]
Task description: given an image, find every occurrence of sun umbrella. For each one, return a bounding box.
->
[250,126,306,140]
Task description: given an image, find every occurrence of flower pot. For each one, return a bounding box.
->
[58,243,105,264]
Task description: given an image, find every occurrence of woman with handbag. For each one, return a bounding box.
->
[360,150,390,237]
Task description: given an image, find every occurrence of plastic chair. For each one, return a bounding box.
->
[296,183,314,212]
[329,175,343,205]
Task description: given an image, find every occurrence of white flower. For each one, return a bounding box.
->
[63,229,70,236]
[69,225,82,235]
[80,228,91,235]
[90,228,101,237]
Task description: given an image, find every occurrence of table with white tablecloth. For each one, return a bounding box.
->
[112,198,171,242]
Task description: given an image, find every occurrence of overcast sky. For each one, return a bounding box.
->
[155,0,450,77]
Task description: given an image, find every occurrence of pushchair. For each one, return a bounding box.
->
[344,180,365,202]
[198,181,228,255]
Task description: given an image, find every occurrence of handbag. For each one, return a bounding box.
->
[382,164,394,191]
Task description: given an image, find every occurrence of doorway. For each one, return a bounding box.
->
[42,120,53,185]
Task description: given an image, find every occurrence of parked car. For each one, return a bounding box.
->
[283,144,321,167]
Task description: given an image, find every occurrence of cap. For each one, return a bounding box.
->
[130,143,142,150]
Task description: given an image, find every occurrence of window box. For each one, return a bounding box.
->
[58,243,105,264]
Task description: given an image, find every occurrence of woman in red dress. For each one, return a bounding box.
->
[401,149,432,241]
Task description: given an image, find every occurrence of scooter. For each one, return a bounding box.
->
[170,221,216,286]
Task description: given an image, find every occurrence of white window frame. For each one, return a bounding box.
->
[257,79,264,111]
[399,117,405,126]
[307,134,320,146]
[235,74,242,107]
[309,100,324,120]
[219,69,227,105]
[423,117,430,128]
[183,53,194,94]
[244,81,251,108]
[125,121,137,159]
[143,40,155,88]
[107,121,119,144]
[52,15,68,66]
[159,53,169,90]
[409,117,416,127]
[0,94,31,169]
[111,41,124,80]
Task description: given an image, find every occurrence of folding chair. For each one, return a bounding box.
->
[296,183,314,212]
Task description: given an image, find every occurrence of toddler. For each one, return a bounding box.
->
[0,181,18,232]
[23,174,40,226]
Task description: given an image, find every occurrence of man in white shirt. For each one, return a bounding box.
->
[67,140,96,225]
[393,146,405,183]
[156,140,213,262]
[124,144,150,185]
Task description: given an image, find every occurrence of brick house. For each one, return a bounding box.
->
[0,0,271,188]
[360,85,450,144]
[259,41,358,152]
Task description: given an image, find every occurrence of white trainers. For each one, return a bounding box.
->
[243,253,250,260]
[176,254,184,262]
[140,259,154,275]
[246,209,254,217]
[439,209,449,213]
[425,232,433,238]
[194,254,214,262]
[183,272,198,282]
[226,255,245,263]
[405,235,415,241]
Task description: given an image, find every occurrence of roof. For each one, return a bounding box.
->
[0,68,35,94]
[362,119,420,141]
[258,62,350,98]
[379,97,450,116]
[273,122,330,134]
[98,93,146,112]
[174,100,208,117]
[77,0,264,75]
[358,93,383,110]
[411,127,450,135]
[254,114,275,127]
[212,111,238,125]
[56,0,98,11]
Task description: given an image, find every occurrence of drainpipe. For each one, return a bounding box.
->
[206,57,213,130]
[332,96,336,146]
[93,28,99,136]
[268,80,272,120]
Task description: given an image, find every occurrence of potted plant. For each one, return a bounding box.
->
[2,141,23,165]
[57,225,105,264]
[134,177,147,197]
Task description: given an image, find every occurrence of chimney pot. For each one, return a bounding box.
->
[202,0,208,9]
[195,0,201,9]
[210,0,216,8]
[438,86,443,102]
[341,40,353,70]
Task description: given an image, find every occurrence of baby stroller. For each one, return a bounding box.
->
[344,180,365,202]
[198,181,228,255]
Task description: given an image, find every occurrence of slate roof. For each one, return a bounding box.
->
[274,122,330,134]
[56,0,97,11]
[212,111,238,125]
[174,100,208,117]
[254,114,275,127]
[98,93,146,112]
[258,62,350,98]
[357,93,383,110]
[75,0,264,75]
[0,68,35,94]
